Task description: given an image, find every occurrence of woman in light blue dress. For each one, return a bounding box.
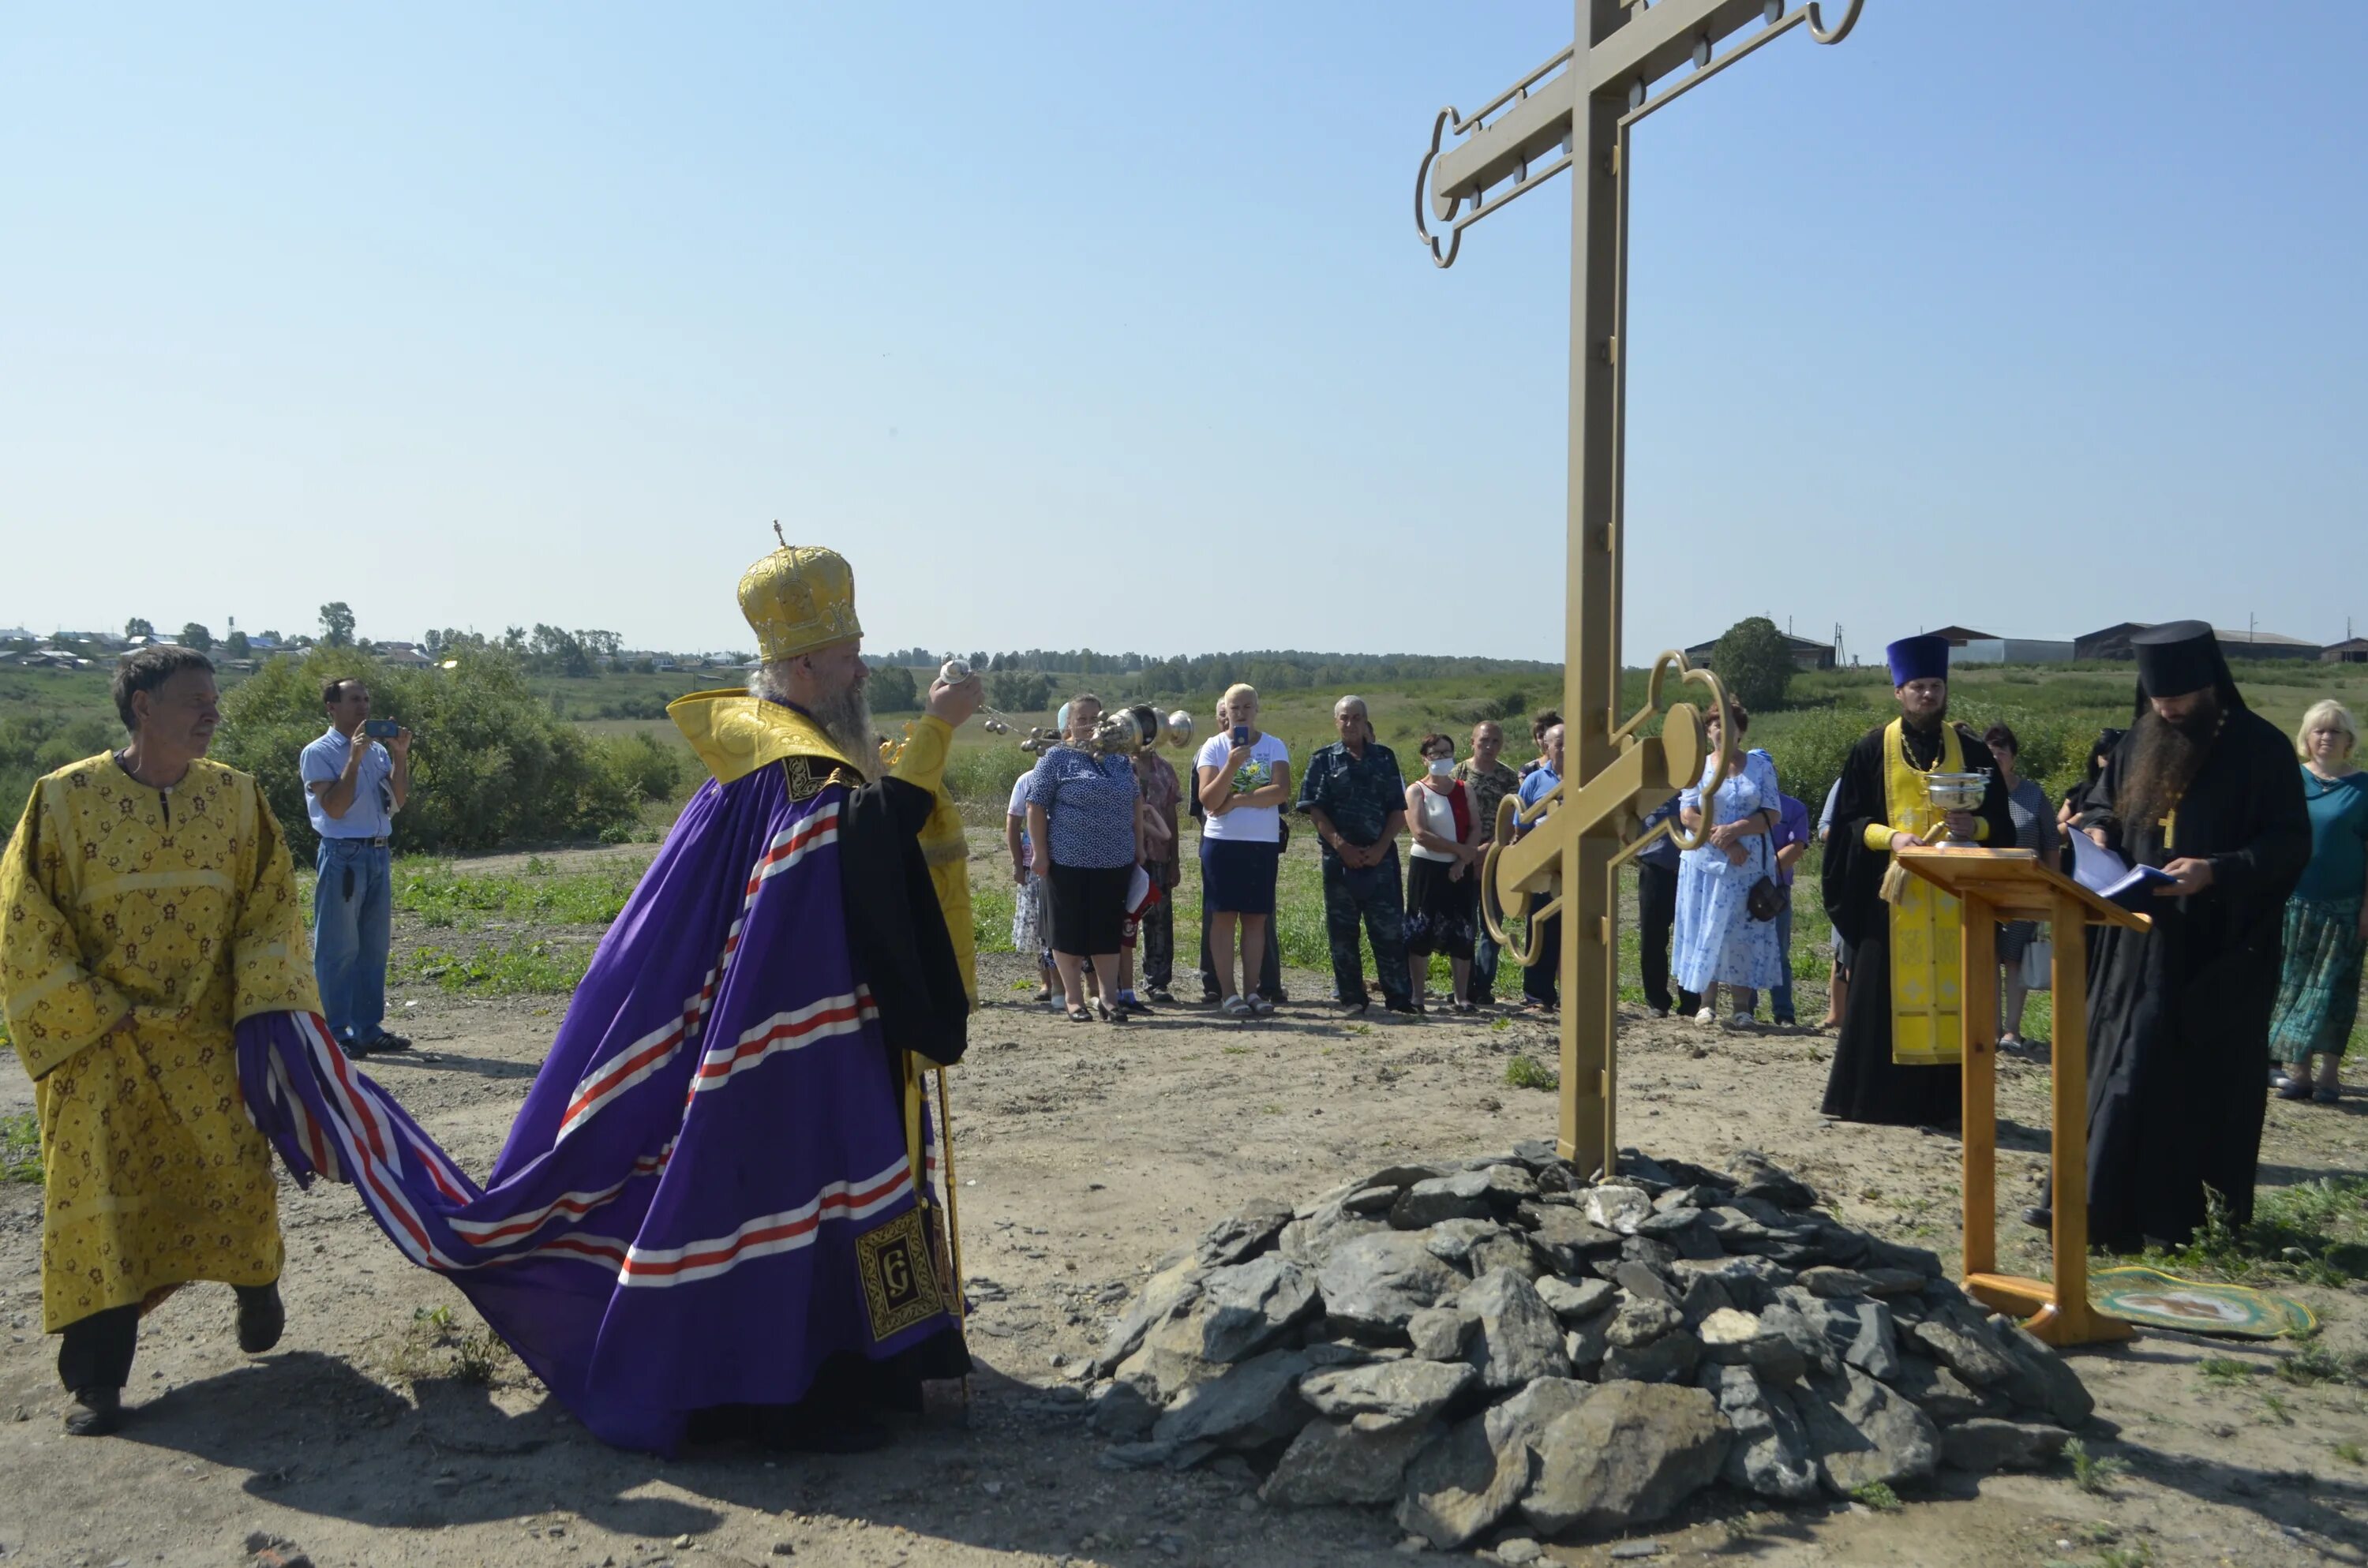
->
[1672,704,1785,1025]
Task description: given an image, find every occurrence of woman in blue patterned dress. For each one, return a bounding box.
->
[1671,703,1785,1027]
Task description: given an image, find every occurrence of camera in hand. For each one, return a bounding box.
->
[363,720,402,739]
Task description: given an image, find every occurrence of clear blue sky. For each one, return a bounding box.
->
[6,4,2363,665]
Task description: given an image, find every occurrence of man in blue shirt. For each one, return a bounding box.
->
[1514,722,1565,1009]
[300,678,412,1054]
[1298,697,1413,1013]
[1769,789,1812,1026]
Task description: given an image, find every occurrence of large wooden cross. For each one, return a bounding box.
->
[1422,0,1864,1175]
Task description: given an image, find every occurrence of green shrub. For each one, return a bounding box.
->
[214,650,675,857]
[1710,617,1794,714]
[0,712,120,821]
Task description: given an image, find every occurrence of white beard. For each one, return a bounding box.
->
[811,681,880,781]
[751,661,881,780]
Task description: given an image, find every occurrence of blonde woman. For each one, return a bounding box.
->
[1194,683,1291,1016]
[2271,700,2368,1104]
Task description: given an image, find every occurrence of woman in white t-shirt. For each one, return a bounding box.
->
[1005,771,1055,1001]
[1193,683,1293,1016]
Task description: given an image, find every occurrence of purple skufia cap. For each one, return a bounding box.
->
[1886,634,1950,687]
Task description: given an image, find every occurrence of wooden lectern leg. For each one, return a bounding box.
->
[1960,894,1999,1280]
[2040,890,2134,1346]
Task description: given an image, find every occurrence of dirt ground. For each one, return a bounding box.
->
[4,851,2368,1568]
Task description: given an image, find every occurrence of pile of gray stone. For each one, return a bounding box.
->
[1085,1143,2094,1550]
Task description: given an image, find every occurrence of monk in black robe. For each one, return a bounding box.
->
[2069,622,2309,1249]
[1821,635,2014,1126]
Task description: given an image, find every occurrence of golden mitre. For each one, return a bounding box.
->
[738,542,863,663]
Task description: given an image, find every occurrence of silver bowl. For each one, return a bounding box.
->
[1924,771,1989,813]
[1163,710,1196,749]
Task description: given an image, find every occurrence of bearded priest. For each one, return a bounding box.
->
[235,539,984,1455]
[2066,622,2309,1251]
[1819,634,2014,1128]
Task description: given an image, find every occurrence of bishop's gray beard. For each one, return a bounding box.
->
[2119,705,2212,838]
[810,681,880,781]
[750,662,881,780]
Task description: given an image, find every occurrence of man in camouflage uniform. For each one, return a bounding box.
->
[1298,696,1414,1014]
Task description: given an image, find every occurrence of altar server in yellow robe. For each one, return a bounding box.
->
[1819,635,2015,1126]
[0,646,319,1435]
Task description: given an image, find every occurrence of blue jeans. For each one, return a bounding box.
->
[1769,899,1796,1024]
[1473,923,1502,1002]
[313,838,392,1044]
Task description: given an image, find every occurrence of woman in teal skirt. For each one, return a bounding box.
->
[2272,699,2368,1104]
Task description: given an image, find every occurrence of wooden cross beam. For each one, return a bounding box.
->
[1419,0,1864,1176]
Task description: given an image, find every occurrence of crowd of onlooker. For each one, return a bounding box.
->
[1004,684,2368,1096]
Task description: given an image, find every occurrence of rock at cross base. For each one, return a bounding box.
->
[1700,1364,1819,1501]
[1407,1307,1477,1362]
[1277,1197,1391,1271]
[1729,1151,1818,1211]
[1092,1257,1206,1376]
[1564,1319,1609,1375]
[1774,1288,1901,1383]
[1086,1377,1162,1439]
[1906,1293,2018,1388]
[1795,1267,1874,1300]
[1424,1219,1542,1280]
[1184,1256,1321,1362]
[1584,1185,1654,1235]
[1298,1360,1477,1429]
[1671,1254,1791,1314]
[1262,1416,1441,1506]
[1456,1269,1572,1391]
[1535,1275,1614,1324]
[1520,1204,1623,1274]
[1393,1171,1499,1229]
[1793,1366,1939,1495]
[1120,1257,1321,1401]
[1519,1382,1732,1536]
[1695,1308,1809,1386]
[1151,1349,1315,1451]
[1991,1316,2096,1428]
[1321,1232,1467,1341]
[1197,1199,1296,1267]
[1396,1379,1594,1549]
[1606,1296,1683,1348]
[1886,1355,2010,1425]
[1601,1330,1703,1386]
[1939,1417,2074,1474]
[1395,1415,1527,1549]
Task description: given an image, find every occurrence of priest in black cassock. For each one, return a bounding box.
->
[1820,635,2014,1126]
[2060,621,2309,1250]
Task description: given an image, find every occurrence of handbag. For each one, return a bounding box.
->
[1745,818,1783,923]
[2021,936,2053,991]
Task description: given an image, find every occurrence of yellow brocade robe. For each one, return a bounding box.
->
[0,755,320,1332]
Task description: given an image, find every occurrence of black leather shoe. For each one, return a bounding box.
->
[2021,1206,2052,1232]
[65,1387,123,1437]
[360,1031,412,1053]
[236,1282,285,1353]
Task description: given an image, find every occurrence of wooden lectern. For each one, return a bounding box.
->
[1895,847,2153,1347]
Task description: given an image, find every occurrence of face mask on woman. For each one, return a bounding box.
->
[1428,756,1455,779]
